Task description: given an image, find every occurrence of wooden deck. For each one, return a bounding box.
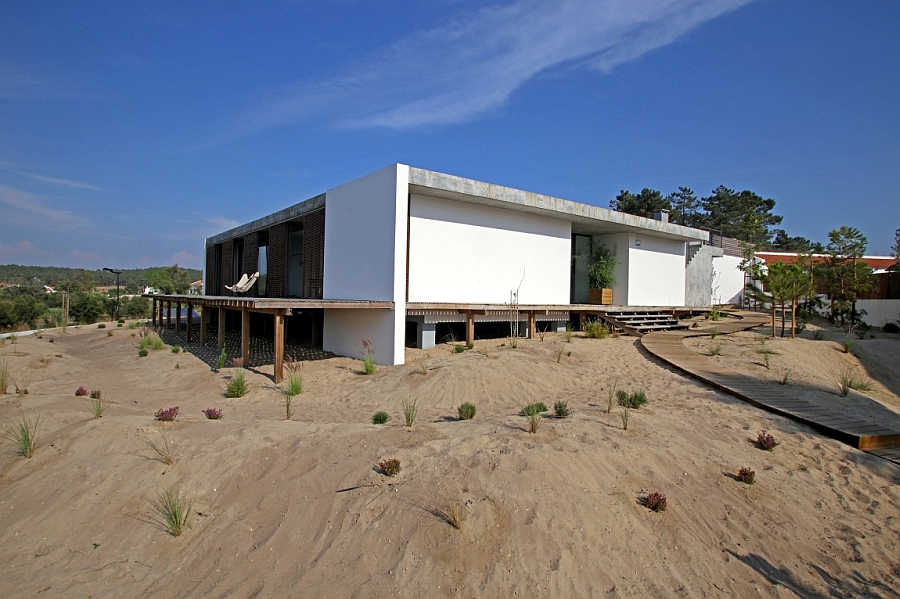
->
[640,311,900,465]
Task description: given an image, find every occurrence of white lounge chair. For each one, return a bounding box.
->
[225,271,260,294]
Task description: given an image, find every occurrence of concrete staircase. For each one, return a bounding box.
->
[599,309,690,336]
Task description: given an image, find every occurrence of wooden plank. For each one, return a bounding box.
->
[465,310,474,346]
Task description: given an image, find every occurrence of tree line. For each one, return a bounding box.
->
[0,264,201,331]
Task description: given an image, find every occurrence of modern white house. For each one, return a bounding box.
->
[153,164,731,377]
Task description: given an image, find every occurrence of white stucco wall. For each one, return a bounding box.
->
[857,299,900,327]
[322,164,408,365]
[626,234,687,306]
[712,255,745,305]
[407,194,572,304]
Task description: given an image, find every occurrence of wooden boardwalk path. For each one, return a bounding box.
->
[640,311,900,466]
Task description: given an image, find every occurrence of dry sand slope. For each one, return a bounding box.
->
[1,324,899,598]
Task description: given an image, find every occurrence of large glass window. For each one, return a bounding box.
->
[257,244,268,296]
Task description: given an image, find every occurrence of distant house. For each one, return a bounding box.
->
[753,252,900,326]
[189,280,203,295]
[183,164,735,366]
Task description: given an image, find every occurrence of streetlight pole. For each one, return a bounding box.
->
[103,268,122,321]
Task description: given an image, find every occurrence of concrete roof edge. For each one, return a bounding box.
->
[408,166,708,241]
[205,193,326,245]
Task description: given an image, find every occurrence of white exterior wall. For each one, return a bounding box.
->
[407,194,571,304]
[712,255,745,305]
[322,164,409,365]
[857,299,900,327]
[626,234,686,306]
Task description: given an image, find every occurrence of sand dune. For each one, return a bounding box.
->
[1,321,899,598]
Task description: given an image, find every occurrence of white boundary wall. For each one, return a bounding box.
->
[626,234,686,306]
[857,299,900,327]
[407,194,571,304]
[322,164,409,365]
[713,255,745,305]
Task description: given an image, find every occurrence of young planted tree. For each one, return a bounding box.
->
[821,227,873,326]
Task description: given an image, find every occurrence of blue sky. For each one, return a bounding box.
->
[2,0,898,270]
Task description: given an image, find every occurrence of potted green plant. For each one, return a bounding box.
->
[588,244,617,305]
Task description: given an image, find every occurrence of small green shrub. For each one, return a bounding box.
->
[372,411,390,425]
[454,344,467,353]
[171,345,181,354]
[216,347,227,370]
[226,368,248,398]
[554,401,570,418]
[457,402,476,420]
[521,402,548,416]
[150,485,193,537]
[524,411,542,434]
[883,322,900,334]
[616,390,647,409]
[379,458,400,477]
[117,318,125,324]
[97,323,106,329]
[138,348,148,357]
[564,323,573,343]
[584,320,609,339]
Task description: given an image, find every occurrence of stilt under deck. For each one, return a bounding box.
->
[147,294,392,382]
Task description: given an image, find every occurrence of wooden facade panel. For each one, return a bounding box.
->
[205,245,217,297]
[221,239,234,296]
[243,231,259,297]
[302,209,325,299]
[268,222,288,298]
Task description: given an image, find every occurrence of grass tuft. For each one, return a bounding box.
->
[89,395,106,418]
[554,400,570,418]
[3,411,40,458]
[147,430,176,464]
[372,411,390,425]
[584,320,609,339]
[616,390,648,409]
[361,339,376,375]
[150,485,193,537]
[401,396,419,428]
[837,365,873,396]
[521,402,548,416]
[706,342,725,356]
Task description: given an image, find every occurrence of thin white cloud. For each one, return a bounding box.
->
[0,183,89,227]
[12,170,112,192]
[0,240,54,263]
[225,0,753,138]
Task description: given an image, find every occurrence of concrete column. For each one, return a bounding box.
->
[410,316,436,349]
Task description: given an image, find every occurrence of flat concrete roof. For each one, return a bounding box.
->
[408,167,709,242]
[206,164,710,244]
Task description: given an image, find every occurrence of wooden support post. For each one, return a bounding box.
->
[465,310,474,346]
[217,306,226,353]
[200,306,208,346]
[241,308,250,367]
[274,312,284,383]
[166,302,171,329]
[175,302,181,333]
[152,299,157,326]
[186,304,193,343]
[528,311,536,339]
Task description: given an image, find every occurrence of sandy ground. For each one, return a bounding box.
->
[1,320,899,598]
